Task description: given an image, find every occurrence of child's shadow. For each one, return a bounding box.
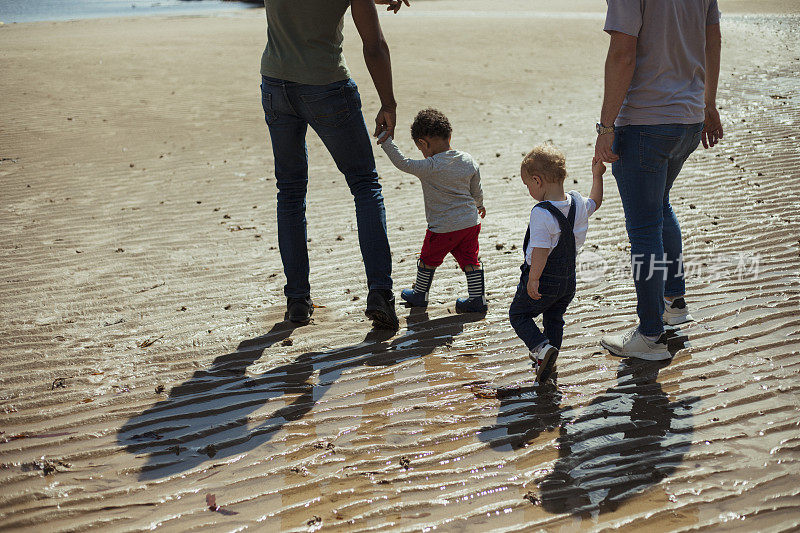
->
[476,377,567,452]
[478,354,699,517]
[118,309,482,480]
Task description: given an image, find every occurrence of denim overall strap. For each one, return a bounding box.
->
[522,226,531,258]
[521,192,579,273]
[521,193,578,249]
[535,192,578,274]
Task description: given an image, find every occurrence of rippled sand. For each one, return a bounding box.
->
[1,2,799,531]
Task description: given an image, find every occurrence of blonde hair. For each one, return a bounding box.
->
[521,144,567,184]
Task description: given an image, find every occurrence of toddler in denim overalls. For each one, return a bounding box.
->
[509,145,605,383]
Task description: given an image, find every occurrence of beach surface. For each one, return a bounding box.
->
[1,1,799,530]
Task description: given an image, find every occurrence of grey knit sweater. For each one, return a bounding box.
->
[381,137,483,233]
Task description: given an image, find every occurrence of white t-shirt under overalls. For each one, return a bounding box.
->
[524,191,597,265]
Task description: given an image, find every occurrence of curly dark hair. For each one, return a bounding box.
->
[410,108,452,140]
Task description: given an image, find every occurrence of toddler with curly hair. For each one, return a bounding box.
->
[378,108,487,313]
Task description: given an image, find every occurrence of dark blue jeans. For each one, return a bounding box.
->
[509,265,576,351]
[612,123,703,336]
[261,76,392,298]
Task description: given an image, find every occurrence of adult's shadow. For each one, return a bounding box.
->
[537,359,699,516]
[478,346,698,517]
[118,310,482,480]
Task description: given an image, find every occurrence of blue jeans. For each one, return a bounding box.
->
[260,76,392,298]
[612,123,703,336]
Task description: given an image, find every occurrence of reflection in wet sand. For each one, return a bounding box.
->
[480,355,699,518]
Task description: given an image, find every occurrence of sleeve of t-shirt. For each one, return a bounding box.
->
[380,136,434,179]
[568,190,597,217]
[604,0,643,37]
[528,208,560,251]
[707,0,720,25]
[469,165,484,209]
[585,196,597,217]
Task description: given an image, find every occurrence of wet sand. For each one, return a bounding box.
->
[1,1,799,531]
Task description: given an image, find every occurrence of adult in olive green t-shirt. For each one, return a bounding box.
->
[261,1,352,86]
[260,0,408,330]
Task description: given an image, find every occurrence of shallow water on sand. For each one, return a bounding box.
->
[0,0,256,23]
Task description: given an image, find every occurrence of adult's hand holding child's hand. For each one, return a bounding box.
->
[595,132,618,163]
[527,277,541,300]
[374,105,396,143]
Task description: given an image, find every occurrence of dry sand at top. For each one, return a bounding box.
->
[1,1,799,531]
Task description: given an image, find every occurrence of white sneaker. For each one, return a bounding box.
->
[600,328,670,361]
[529,343,558,383]
[663,297,693,326]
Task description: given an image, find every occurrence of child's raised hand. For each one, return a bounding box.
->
[526,277,541,300]
[376,130,390,145]
[592,156,606,178]
[478,206,486,218]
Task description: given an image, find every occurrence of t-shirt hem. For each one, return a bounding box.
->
[427,221,481,234]
[603,25,639,38]
[615,115,706,127]
[260,68,351,86]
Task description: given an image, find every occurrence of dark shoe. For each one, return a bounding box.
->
[455,296,487,314]
[365,289,399,330]
[400,288,428,307]
[286,296,313,324]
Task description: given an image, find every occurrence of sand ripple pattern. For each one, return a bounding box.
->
[1,11,799,533]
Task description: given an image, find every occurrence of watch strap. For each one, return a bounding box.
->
[596,122,615,135]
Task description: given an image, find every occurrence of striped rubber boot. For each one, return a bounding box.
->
[400,261,435,307]
[456,267,487,313]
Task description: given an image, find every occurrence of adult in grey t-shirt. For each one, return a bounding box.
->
[605,1,720,126]
[595,0,724,360]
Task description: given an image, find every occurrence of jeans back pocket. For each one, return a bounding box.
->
[638,131,682,172]
[300,85,353,128]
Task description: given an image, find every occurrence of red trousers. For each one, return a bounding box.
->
[419,224,481,269]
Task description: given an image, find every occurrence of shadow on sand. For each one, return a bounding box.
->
[118,309,483,480]
[478,333,699,517]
